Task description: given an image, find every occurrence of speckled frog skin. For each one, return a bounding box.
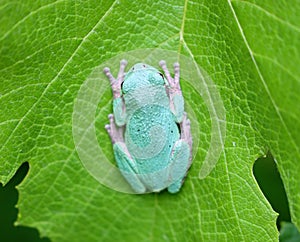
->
[104,60,192,193]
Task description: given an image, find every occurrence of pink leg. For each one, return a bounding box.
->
[103,59,127,98]
[159,60,182,95]
[159,60,184,122]
[105,114,125,144]
[180,112,193,161]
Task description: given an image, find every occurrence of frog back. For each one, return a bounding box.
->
[124,103,179,174]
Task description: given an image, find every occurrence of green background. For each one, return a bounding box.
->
[0,0,299,241]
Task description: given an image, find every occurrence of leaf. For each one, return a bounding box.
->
[280,222,300,242]
[0,0,299,241]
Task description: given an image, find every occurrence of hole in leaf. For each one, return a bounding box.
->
[0,162,51,242]
[253,153,291,230]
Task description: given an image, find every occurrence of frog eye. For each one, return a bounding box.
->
[121,80,124,90]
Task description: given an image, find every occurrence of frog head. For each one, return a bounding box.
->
[122,63,165,94]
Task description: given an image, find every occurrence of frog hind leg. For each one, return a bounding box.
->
[105,114,146,194]
[167,113,193,193]
[113,143,146,194]
[167,140,190,193]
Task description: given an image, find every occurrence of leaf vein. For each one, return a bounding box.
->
[228,0,300,155]
[232,0,300,33]
[0,0,65,41]
[0,0,118,153]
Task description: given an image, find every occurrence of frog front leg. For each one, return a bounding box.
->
[167,113,193,193]
[159,60,184,123]
[105,114,146,193]
[104,60,127,126]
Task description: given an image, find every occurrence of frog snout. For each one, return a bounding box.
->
[130,63,149,71]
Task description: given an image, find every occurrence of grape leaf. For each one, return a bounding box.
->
[0,0,299,241]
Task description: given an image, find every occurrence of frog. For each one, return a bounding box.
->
[104,60,192,193]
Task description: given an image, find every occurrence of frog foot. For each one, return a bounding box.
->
[105,114,125,144]
[159,60,181,95]
[180,112,193,159]
[104,59,127,98]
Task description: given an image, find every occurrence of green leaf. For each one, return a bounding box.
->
[280,222,300,242]
[0,0,299,241]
